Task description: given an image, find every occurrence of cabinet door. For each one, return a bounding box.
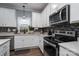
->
[39,37,44,53]
[6,41,10,56]
[14,36,24,49]
[44,8,47,27]
[6,9,16,27]
[41,8,47,27]
[23,36,33,47]
[33,36,39,46]
[70,4,79,23]
[46,4,51,26]
[2,41,10,56]
[32,12,41,27]
[60,47,76,56]
[41,11,44,27]
[0,41,10,56]
[0,8,16,27]
[32,12,37,27]
[24,36,39,47]
[15,36,39,49]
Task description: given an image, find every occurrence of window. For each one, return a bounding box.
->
[17,17,31,30]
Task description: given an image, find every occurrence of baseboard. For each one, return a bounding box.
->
[14,46,39,51]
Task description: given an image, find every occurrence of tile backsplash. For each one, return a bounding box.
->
[0,27,16,32]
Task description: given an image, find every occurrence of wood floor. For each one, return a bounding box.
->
[10,48,43,56]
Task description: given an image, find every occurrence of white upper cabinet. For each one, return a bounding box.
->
[41,4,51,27]
[46,4,51,26]
[32,12,41,27]
[0,8,16,27]
[41,7,47,27]
[40,11,44,27]
[70,4,79,23]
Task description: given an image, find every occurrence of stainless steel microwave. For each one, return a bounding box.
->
[49,5,70,25]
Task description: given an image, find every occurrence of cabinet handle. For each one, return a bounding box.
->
[66,54,69,56]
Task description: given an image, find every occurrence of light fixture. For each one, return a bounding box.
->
[52,4,58,9]
[22,5,26,19]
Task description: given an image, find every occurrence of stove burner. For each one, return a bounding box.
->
[44,34,77,44]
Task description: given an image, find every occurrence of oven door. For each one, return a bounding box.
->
[44,40,59,56]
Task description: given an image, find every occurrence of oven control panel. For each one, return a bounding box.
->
[54,30,76,37]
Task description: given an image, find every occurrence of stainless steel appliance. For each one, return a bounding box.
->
[49,5,70,25]
[44,31,77,56]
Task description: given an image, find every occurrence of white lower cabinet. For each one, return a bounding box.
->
[14,36,39,49]
[60,47,77,56]
[0,41,10,56]
[14,35,44,53]
[39,36,44,53]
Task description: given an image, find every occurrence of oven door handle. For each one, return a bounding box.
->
[44,40,57,48]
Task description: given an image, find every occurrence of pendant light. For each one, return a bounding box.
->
[22,5,26,19]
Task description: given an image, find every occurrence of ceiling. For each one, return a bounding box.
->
[0,3,48,12]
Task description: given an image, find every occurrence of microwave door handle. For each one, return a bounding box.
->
[66,5,69,22]
[59,9,62,21]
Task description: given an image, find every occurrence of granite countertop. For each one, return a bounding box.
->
[0,32,55,38]
[0,39,11,46]
[59,41,79,55]
[0,32,49,37]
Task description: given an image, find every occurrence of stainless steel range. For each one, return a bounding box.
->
[44,31,77,56]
